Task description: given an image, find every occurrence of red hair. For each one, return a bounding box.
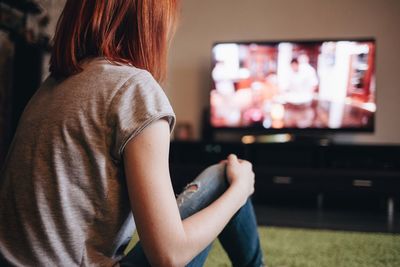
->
[50,0,180,83]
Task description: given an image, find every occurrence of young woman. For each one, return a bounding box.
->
[0,1,264,266]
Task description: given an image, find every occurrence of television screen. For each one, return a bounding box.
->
[210,39,376,132]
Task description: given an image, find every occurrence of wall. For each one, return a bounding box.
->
[168,0,400,144]
[37,0,65,37]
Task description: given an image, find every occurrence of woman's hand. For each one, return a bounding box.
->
[226,154,255,201]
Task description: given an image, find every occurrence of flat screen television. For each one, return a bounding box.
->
[209,38,376,135]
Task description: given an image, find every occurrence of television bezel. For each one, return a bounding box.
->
[208,37,377,135]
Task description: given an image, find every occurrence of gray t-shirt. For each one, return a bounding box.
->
[0,58,176,266]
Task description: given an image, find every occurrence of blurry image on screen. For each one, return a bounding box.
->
[210,40,376,130]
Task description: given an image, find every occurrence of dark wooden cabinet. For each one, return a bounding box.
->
[169,141,400,230]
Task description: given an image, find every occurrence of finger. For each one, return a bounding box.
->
[241,160,252,167]
[227,154,238,163]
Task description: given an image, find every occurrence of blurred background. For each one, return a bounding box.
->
[167,0,400,143]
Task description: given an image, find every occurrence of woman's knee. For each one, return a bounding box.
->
[193,163,226,185]
[176,163,229,218]
[183,163,227,195]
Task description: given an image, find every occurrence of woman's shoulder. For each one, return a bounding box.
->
[69,57,159,97]
[82,57,153,82]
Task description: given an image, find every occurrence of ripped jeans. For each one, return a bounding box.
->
[119,163,264,267]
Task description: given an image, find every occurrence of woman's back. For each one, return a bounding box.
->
[0,59,175,266]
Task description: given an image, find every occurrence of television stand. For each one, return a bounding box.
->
[288,133,333,145]
[169,141,400,232]
[238,133,333,146]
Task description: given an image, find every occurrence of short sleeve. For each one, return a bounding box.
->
[108,71,176,161]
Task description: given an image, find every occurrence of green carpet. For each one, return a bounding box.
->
[126,227,400,267]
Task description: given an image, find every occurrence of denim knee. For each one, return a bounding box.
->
[176,163,228,219]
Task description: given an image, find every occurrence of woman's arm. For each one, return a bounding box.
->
[123,119,254,267]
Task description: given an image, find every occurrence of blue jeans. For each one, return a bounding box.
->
[120,163,264,267]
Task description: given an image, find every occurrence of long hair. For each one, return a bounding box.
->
[49,0,180,83]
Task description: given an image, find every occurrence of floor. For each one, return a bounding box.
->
[254,204,400,233]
